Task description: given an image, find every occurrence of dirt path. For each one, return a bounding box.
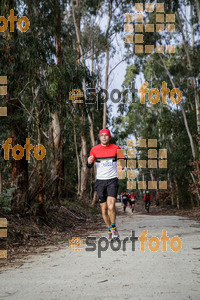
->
[0,203,200,300]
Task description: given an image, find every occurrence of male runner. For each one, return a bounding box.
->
[120,192,123,206]
[128,190,137,214]
[117,194,121,202]
[87,128,122,242]
[122,191,129,213]
[144,190,152,211]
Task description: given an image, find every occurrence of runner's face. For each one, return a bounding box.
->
[100,133,110,146]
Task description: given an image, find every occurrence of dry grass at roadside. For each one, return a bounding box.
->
[0,201,103,269]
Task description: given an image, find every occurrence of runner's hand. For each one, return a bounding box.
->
[117,163,124,171]
[88,155,94,164]
[117,160,124,170]
[117,166,124,171]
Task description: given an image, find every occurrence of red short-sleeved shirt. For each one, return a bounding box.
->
[90,144,122,180]
[129,194,137,201]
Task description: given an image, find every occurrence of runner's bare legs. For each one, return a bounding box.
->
[100,196,116,227]
[107,196,116,224]
[100,202,111,228]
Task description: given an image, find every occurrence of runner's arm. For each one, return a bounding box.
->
[87,161,94,168]
[87,151,95,168]
[117,146,125,170]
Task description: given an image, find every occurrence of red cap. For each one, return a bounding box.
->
[99,129,111,139]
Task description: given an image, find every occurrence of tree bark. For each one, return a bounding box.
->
[32,87,44,215]
[76,0,81,62]
[50,111,62,201]
[195,0,200,24]
[55,0,62,66]
[168,173,174,207]
[50,0,64,201]
[80,113,89,200]
[73,120,81,195]
[175,179,180,209]
[71,0,96,201]
[103,1,113,128]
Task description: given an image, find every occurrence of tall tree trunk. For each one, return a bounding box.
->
[79,111,89,200]
[55,0,62,65]
[51,0,64,201]
[32,87,44,215]
[195,0,200,24]
[76,0,81,62]
[50,111,62,201]
[168,174,174,207]
[190,2,194,48]
[71,0,95,201]
[103,1,113,128]
[175,179,180,209]
[28,2,45,214]
[88,111,98,206]
[73,120,81,195]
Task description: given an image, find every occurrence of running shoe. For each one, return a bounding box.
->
[111,227,120,240]
[107,230,113,243]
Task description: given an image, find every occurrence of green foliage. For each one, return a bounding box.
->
[0,187,17,211]
[0,0,199,213]
[113,0,200,207]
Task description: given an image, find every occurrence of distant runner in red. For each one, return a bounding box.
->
[128,190,137,214]
[87,128,122,242]
[144,191,152,211]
